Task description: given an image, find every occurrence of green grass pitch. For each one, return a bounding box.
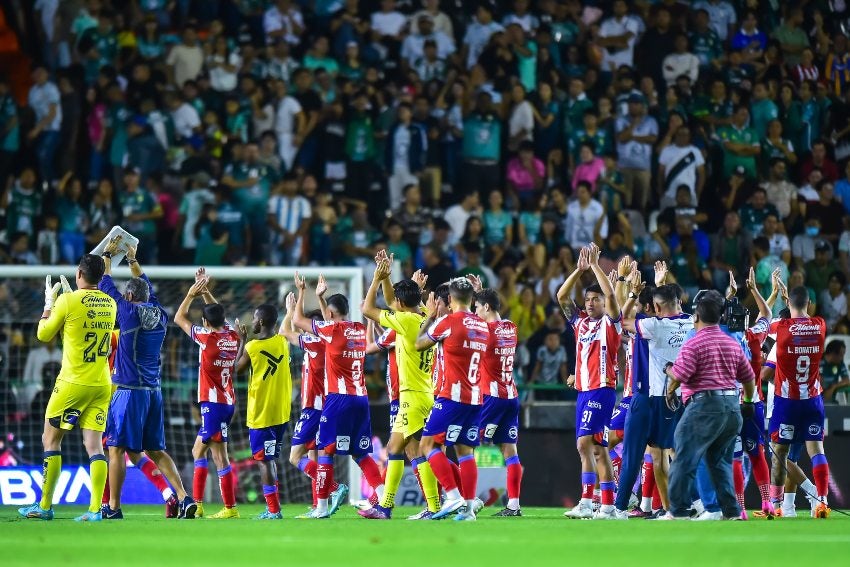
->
[3,505,848,566]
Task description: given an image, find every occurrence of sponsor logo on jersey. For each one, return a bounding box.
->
[81,294,114,307]
[216,338,239,350]
[484,424,498,439]
[466,427,478,442]
[264,440,277,456]
[586,400,602,409]
[359,436,370,450]
[508,426,518,439]
[808,424,822,436]
[779,424,795,440]
[336,436,351,452]
[494,325,515,338]
[788,323,821,334]
[344,327,365,339]
[446,425,462,442]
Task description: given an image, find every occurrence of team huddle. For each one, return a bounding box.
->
[14,237,832,522]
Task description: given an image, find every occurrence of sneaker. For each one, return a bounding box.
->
[471,497,484,514]
[628,493,640,509]
[256,510,283,520]
[629,507,651,518]
[612,508,630,520]
[310,509,331,519]
[655,512,689,521]
[814,503,831,519]
[329,484,349,516]
[407,509,433,520]
[295,508,317,519]
[195,502,205,518]
[208,506,240,519]
[780,506,797,518]
[493,507,522,517]
[564,503,593,519]
[18,503,54,521]
[692,510,723,521]
[646,509,668,520]
[101,505,124,520]
[179,496,197,519]
[592,507,617,520]
[357,505,391,520]
[165,495,179,518]
[352,499,373,511]
[74,510,103,522]
[454,509,476,522]
[431,497,466,520]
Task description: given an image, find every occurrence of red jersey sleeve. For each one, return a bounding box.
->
[312,320,336,342]
[377,328,396,350]
[428,315,452,342]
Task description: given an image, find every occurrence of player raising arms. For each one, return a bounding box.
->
[416,278,490,521]
[764,286,831,518]
[557,244,622,520]
[290,272,386,519]
[234,302,292,519]
[174,270,241,519]
[19,256,116,521]
[358,256,441,520]
[468,276,522,517]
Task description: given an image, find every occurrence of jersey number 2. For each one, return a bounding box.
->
[83,332,110,363]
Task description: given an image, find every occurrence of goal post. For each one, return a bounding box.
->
[0,264,364,505]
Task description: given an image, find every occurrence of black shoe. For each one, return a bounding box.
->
[645,509,667,520]
[492,507,522,517]
[179,496,198,519]
[101,504,124,520]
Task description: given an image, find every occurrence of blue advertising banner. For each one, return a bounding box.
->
[0,466,164,505]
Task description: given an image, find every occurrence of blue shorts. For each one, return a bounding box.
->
[769,396,825,445]
[575,387,616,445]
[317,393,373,456]
[609,396,631,433]
[199,402,235,444]
[788,441,804,462]
[648,396,681,450]
[389,399,400,430]
[292,408,321,449]
[478,396,520,445]
[249,423,288,461]
[736,400,766,457]
[105,388,165,452]
[423,397,481,447]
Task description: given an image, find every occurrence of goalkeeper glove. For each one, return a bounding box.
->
[43,276,62,311]
[59,275,72,294]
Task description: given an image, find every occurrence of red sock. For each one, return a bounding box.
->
[641,458,655,498]
[316,456,334,500]
[733,459,745,510]
[355,455,384,490]
[600,481,615,505]
[651,485,662,511]
[102,470,111,505]
[505,456,522,500]
[425,449,457,492]
[610,452,622,487]
[458,455,478,500]
[139,457,169,494]
[413,462,426,498]
[263,485,281,514]
[218,466,236,507]
[450,459,464,494]
[312,479,318,507]
[748,446,771,502]
[812,454,830,500]
[301,457,339,492]
[193,458,208,502]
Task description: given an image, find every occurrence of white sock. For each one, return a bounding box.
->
[507,498,519,510]
[641,496,652,512]
[446,488,461,501]
[800,479,817,499]
[466,499,477,512]
[692,499,705,515]
[376,484,385,499]
[600,504,614,513]
[783,493,796,509]
[162,487,174,501]
[580,497,593,507]
[316,498,329,514]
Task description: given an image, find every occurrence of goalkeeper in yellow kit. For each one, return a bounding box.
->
[19,254,117,521]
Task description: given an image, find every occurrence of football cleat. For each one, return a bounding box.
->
[740,510,749,521]
[692,510,723,521]
[195,502,205,518]
[179,496,197,519]
[431,497,466,520]
[166,495,179,518]
[814,503,831,519]
[310,509,331,519]
[780,506,796,518]
[454,510,476,522]
[295,508,317,519]
[74,510,103,522]
[612,508,630,520]
[492,507,522,517]
[646,509,668,520]
[357,505,391,520]
[352,499,373,511]
[629,507,651,518]
[471,497,484,514]
[208,506,240,519]
[101,505,124,520]
[329,484,349,516]
[761,501,776,520]
[18,503,54,520]
[564,503,594,519]
[592,508,617,520]
[407,509,433,520]
[256,510,283,520]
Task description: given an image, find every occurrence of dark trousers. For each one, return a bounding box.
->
[668,395,742,518]
[460,161,500,202]
[614,391,651,510]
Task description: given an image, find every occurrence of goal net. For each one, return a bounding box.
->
[0,265,363,507]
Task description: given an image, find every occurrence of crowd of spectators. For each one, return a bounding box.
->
[2,0,850,406]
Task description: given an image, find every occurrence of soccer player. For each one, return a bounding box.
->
[469,278,522,517]
[556,244,621,520]
[98,240,197,519]
[174,271,241,519]
[19,255,116,521]
[764,286,831,518]
[235,303,292,519]
[358,257,441,520]
[416,278,490,521]
[291,272,386,519]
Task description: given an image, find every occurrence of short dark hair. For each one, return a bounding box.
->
[256,303,278,327]
[638,285,655,308]
[753,236,770,253]
[474,288,501,312]
[327,293,349,316]
[393,280,422,308]
[78,254,106,285]
[125,277,150,302]
[653,284,679,306]
[448,278,474,304]
[825,339,846,356]
[435,283,450,305]
[305,309,324,321]
[585,284,603,296]
[202,303,226,328]
[789,286,810,310]
[695,290,725,324]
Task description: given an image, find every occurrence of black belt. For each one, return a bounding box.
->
[688,389,738,404]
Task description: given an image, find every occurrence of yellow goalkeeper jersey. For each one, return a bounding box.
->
[379,309,434,394]
[245,334,292,429]
[37,289,117,387]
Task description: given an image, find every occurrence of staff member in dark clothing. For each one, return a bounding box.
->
[662,290,757,520]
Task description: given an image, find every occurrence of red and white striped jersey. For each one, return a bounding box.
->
[191,324,239,405]
[743,317,770,402]
[766,317,826,400]
[376,328,399,402]
[568,311,621,392]
[312,320,367,397]
[481,319,518,400]
[427,311,490,405]
[299,333,326,410]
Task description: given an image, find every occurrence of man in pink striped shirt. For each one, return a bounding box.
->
[662,290,756,520]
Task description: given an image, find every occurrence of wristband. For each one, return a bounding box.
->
[742,396,754,404]
[128,259,138,265]
[628,292,638,299]
[102,252,113,259]
[617,276,627,282]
